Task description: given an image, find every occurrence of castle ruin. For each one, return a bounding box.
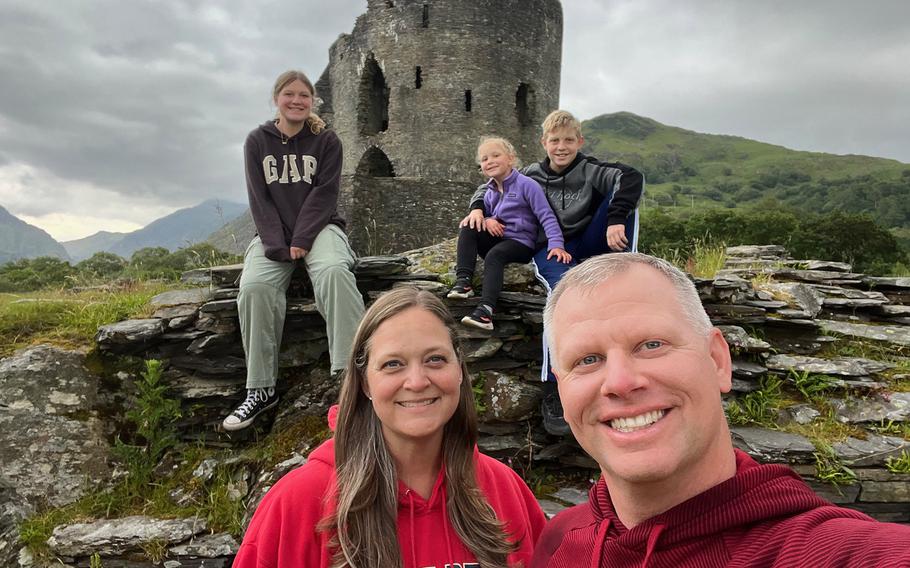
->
[314,0,564,253]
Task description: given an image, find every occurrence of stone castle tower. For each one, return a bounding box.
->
[315,0,563,182]
[311,0,562,254]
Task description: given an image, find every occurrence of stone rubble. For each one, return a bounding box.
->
[7,242,909,565]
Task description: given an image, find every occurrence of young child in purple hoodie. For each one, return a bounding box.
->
[449,137,570,330]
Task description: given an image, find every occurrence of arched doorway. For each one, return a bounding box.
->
[355,146,395,178]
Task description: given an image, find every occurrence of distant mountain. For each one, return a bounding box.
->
[62,199,246,260]
[62,231,127,262]
[582,112,910,243]
[0,205,70,264]
[206,209,254,256]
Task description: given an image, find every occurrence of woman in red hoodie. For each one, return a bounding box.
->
[234,287,546,567]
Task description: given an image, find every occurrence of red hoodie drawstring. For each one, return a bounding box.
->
[440,484,455,564]
[590,518,611,568]
[407,490,417,568]
[642,523,666,567]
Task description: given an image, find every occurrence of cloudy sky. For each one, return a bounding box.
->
[1,0,908,241]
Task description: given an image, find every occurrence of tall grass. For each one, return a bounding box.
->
[0,282,168,356]
[653,238,727,279]
[686,240,727,278]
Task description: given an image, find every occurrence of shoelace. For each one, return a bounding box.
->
[234,388,273,417]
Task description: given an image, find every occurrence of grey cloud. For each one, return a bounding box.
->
[0,0,366,217]
[0,0,908,227]
[562,0,910,162]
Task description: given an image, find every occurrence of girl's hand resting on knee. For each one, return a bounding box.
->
[459,209,485,231]
[290,246,308,260]
[547,247,572,264]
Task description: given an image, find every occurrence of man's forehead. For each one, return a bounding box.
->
[552,265,684,321]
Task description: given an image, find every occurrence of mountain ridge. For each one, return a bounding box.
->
[0,205,70,264]
[581,112,910,246]
[2,199,246,265]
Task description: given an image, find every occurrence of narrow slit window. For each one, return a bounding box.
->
[464,90,472,112]
[515,83,531,126]
[415,66,422,89]
[386,1,394,7]
[422,4,429,27]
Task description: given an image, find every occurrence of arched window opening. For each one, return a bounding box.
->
[515,82,534,126]
[464,89,472,112]
[358,53,390,136]
[356,147,395,178]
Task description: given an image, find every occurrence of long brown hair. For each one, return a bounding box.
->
[271,69,326,134]
[328,287,516,567]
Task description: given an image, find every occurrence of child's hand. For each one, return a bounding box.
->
[460,209,485,231]
[606,224,629,251]
[484,218,505,237]
[290,246,308,260]
[547,247,572,264]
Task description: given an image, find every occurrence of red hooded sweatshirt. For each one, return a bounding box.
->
[531,449,910,568]
[234,434,546,567]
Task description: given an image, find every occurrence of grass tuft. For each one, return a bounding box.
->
[725,374,783,427]
[0,282,168,356]
[813,442,857,487]
[885,450,910,474]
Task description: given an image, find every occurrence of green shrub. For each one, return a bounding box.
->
[76,252,127,280]
[0,257,75,292]
[640,206,907,275]
[113,359,181,484]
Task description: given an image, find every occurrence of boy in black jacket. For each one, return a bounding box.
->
[466,110,644,435]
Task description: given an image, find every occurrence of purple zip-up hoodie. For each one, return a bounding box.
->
[483,169,565,251]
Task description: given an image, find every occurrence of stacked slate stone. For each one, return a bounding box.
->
[92,242,910,526]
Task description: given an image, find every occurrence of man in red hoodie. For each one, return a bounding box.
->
[531,252,910,568]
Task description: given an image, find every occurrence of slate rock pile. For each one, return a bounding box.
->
[92,242,910,523]
[7,242,908,566]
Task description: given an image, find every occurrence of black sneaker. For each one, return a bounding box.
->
[541,390,572,436]
[222,387,279,431]
[461,304,494,331]
[447,279,475,299]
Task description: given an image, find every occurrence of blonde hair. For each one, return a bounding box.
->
[272,69,326,134]
[540,109,582,140]
[476,136,520,169]
[327,287,516,568]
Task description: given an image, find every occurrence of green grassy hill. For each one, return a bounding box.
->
[582,113,910,245]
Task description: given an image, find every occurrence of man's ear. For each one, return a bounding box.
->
[708,328,733,393]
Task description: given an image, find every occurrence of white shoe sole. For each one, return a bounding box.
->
[222,398,279,431]
[447,289,475,299]
[461,315,493,331]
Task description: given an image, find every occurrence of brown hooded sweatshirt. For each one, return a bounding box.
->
[244,120,345,262]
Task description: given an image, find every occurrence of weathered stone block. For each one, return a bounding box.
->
[478,371,542,422]
[47,515,207,557]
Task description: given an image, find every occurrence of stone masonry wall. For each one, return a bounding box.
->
[315,0,563,181]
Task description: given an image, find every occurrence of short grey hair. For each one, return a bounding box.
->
[543,253,713,350]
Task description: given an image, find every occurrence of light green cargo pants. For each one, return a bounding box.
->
[238,225,365,388]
